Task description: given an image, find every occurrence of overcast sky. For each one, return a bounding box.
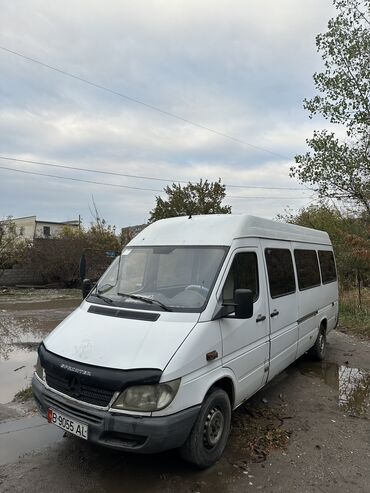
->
[0,0,335,229]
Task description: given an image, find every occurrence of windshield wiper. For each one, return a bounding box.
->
[90,290,114,304]
[117,292,172,312]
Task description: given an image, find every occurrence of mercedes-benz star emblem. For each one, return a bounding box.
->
[68,375,81,398]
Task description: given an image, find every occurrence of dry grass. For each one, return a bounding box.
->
[338,288,370,339]
[13,386,33,402]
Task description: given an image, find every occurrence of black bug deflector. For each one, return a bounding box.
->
[38,343,162,407]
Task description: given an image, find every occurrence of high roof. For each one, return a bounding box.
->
[129,214,331,247]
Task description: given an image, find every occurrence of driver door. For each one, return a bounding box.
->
[219,246,269,407]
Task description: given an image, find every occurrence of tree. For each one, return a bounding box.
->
[277,203,370,305]
[87,197,120,252]
[26,218,120,287]
[0,217,29,274]
[291,0,370,215]
[27,236,87,287]
[149,179,232,222]
[120,224,146,247]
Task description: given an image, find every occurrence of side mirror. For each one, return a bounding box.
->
[213,288,254,320]
[234,289,253,319]
[82,278,93,299]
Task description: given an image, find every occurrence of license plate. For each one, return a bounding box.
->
[48,408,88,440]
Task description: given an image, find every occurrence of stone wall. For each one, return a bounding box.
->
[0,265,44,286]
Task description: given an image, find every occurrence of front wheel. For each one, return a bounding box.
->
[179,388,231,469]
[309,326,327,361]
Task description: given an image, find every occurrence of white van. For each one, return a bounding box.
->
[32,215,338,468]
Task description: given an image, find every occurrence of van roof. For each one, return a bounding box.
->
[128,214,331,247]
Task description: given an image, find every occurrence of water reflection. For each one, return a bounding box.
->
[0,314,22,360]
[0,313,44,360]
[0,349,37,403]
[298,361,370,418]
[0,313,42,403]
[0,290,80,359]
[0,289,80,402]
[338,366,370,417]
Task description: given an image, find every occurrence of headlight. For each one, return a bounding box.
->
[35,356,45,381]
[112,378,181,412]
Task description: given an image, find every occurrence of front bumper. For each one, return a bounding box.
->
[32,375,200,453]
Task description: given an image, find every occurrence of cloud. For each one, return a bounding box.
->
[0,0,335,227]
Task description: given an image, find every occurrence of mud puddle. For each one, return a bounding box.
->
[297,360,370,418]
[0,289,80,403]
[0,416,64,466]
[0,349,37,404]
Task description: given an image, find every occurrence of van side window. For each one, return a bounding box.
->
[222,252,259,303]
[265,248,296,298]
[318,250,337,284]
[294,249,321,290]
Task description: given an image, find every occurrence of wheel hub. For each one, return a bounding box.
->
[319,334,325,353]
[203,407,224,448]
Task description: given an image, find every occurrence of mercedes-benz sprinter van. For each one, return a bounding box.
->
[32,215,338,468]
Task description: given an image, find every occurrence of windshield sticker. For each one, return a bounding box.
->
[122,249,132,256]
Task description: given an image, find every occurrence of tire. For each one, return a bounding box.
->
[309,325,327,361]
[179,388,231,469]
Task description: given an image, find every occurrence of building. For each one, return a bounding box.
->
[120,223,146,245]
[11,216,80,240]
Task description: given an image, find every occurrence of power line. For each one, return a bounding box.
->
[0,45,289,160]
[230,194,313,200]
[0,165,312,200]
[0,165,162,192]
[0,155,307,191]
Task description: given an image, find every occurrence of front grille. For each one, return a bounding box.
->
[45,370,115,407]
[38,343,162,411]
[44,394,104,424]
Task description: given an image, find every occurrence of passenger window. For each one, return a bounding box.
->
[222,252,259,303]
[294,249,321,290]
[265,248,296,298]
[318,250,337,284]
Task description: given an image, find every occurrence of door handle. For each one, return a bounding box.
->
[270,309,279,318]
[256,315,266,323]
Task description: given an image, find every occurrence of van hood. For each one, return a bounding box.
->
[43,303,199,370]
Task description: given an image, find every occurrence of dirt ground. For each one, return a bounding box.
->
[0,289,369,493]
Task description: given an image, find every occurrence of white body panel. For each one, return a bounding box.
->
[40,214,338,419]
[260,239,299,381]
[158,320,225,416]
[216,243,270,407]
[44,302,199,370]
[129,214,331,247]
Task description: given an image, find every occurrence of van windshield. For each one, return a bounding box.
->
[88,246,227,312]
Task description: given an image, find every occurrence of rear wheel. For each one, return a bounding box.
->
[179,388,231,469]
[309,325,327,361]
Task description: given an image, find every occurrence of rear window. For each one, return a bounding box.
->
[265,248,296,298]
[318,250,337,284]
[294,249,321,290]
